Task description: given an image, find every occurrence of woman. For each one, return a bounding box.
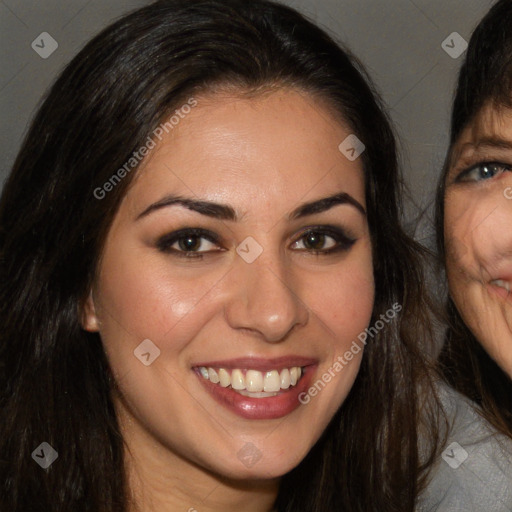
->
[0,0,484,510]
[436,0,512,437]
[431,1,512,509]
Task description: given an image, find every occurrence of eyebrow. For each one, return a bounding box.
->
[454,136,512,162]
[472,136,512,151]
[288,192,366,219]
[135,191,366,222]
[449,137,512,176]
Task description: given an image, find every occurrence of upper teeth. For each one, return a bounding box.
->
[199,366,302,393]
[491,279,511,292]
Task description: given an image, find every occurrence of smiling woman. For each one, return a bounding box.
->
[0,0,450,511]
[436,0,512,438]
[82,89,375,482]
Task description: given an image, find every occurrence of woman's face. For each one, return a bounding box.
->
[82,89,374,482]
[444,104,512,378]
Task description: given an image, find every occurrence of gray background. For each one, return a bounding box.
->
[0,0,494,244]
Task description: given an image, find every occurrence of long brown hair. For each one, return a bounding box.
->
[435,0,512,436]
[0,0,441,510]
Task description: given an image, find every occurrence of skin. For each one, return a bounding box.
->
[444,103,512,378]
[81,88,374,511]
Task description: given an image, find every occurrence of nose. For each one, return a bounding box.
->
[223,252,309,343]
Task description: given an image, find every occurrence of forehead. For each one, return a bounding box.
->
[126,88,366,214]
[456,104,512,149]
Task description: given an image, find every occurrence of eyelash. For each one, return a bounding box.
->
[156,228,221,259]
[455,161,512,183]
[156,226,356,260]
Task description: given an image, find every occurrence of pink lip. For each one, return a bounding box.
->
[487,279,512,301]
[194,361,317,420]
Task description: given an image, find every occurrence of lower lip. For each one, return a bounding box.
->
[487,283,512,302]
[195,367,316,420]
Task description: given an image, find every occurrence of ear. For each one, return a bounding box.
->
[80,290,100,332]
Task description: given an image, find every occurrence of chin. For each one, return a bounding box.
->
[221,459,300,481]
[205,442,311,481]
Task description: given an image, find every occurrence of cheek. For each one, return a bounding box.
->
[445,192,490,278]
[445,191,512,281]
[315,267,373,331]
[444,212,470,288]
[94,250,230,366]
[306,250,375,349]
[445,191,474,261]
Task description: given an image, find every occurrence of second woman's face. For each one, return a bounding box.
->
[445,104,512,377]
[83,89,374,481]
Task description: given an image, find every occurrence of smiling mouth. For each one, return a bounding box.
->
[490,279,511,294]
[197,366,303,398]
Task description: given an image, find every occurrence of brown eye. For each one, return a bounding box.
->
[177,235,203,252]
[156,228,222,257]
[291,227,356,254]
[303,232,329,250]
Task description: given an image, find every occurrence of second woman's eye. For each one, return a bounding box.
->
[456,161,512,182]
[290,227,356,254]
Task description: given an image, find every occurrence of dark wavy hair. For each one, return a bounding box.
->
[435,0,512,436]
[0,0,441,510]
